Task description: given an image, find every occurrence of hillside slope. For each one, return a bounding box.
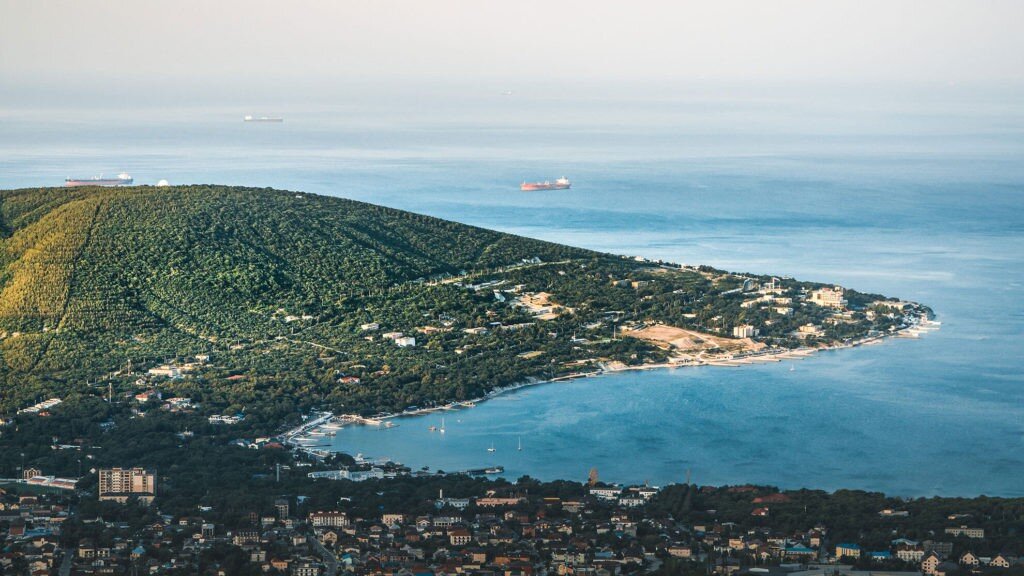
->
[0,185,925,419]
[0,186,589,402]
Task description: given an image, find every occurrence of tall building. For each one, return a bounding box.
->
[99,467,156,504]
[275,497,290,520]
[732,325,759,338]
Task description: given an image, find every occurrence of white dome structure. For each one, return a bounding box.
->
[156,179,170,187]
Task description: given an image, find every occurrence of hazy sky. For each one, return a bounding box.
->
[2,0,1023,95]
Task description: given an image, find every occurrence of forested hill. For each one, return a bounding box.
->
[0,186,590,404]
[0,185,922,418]
[0,185,587,334]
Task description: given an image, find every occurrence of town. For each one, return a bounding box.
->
[1,465,1021,576]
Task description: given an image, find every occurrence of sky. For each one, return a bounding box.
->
[2,0,1024,104]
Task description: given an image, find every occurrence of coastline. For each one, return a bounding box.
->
[313,316,941,431]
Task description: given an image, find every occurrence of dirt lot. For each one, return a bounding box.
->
[623,324,763,353]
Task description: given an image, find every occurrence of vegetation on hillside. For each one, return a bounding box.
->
[0,185,926,416]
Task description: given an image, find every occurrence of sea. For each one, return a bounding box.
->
[2,84,1022,496]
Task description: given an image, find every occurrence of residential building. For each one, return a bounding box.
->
[309,511,350,528]
[922,552,943,575]
[732,325,759,338]
[836,543,861,559]
[98,467,156,504]
[945,525,984,539]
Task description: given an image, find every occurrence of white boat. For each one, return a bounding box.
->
[440,417,446,434]
[517,436,522,451]
[487,443,496,453]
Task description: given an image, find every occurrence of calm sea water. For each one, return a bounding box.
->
[2,88,1022,496]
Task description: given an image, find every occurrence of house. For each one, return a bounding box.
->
[784,546,816,558]
[896,542,925,562]
[134,390,162,403]
[796,323,823,338]
[395,336,416,348]
[922,552,943,575]
[989,555,1017,568]
[147,365,182,379]
[960,552,980,567]
[668,545,693,558]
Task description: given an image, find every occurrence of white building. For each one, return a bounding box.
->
[309,511,350,528]
[732,325,759,338]
[809,286,847,309]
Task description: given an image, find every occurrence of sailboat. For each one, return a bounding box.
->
[517,436,522,451]
[440,417,446,434]
[487,442,496,453]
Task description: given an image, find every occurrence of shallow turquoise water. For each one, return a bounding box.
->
[2,90,1022,495]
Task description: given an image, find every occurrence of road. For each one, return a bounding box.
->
[58,548,73,576]
[310,533,339,576]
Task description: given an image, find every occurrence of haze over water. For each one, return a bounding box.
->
[2,85,1022,496]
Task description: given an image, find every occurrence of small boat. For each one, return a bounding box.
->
[484,466,504,474]
[517,436,522,451]
[428,425,437,432]
[440,417,446,434]
[487,443,496,453]
[789,366,795,372]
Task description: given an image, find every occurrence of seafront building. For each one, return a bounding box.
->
[809,286,848,309]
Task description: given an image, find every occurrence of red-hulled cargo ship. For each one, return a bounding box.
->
[520,177,571,191]
[65,173,134,187]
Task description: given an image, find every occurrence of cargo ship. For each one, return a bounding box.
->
[244,115,284,123]
[520,177,570,191]
[64,173,133,187]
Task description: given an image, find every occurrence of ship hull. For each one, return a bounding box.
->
[520,183,571,191]
[65,179,133,187]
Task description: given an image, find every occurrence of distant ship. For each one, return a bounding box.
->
[65,173,133,187]
[521,177,570,191]
[244,115,283,123]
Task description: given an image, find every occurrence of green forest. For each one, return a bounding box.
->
[0,185,926,417]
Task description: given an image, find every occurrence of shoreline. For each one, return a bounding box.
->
[314,316,940,430]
